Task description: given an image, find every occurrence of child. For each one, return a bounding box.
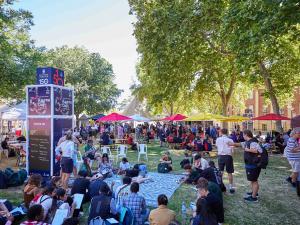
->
[119,157,131,174]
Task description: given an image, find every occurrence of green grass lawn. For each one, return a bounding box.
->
[1,141,300,225]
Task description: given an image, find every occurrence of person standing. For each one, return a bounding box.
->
[56,133,76,189]
[216,128,235,193]
[229,130,263,202]
[284,128,300,187]
[149,194,176,225]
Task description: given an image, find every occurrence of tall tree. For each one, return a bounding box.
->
[0,0,44,99]
[128,0,245,119]
[46,46,122,118]
[223,0,300,131]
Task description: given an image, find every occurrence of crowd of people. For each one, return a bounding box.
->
[1,120,300,225]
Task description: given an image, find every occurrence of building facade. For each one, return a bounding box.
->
[238,87,300,132]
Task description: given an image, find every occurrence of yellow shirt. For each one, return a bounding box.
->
[149,205,176,225]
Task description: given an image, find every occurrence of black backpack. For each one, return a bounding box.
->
[257,144,269,169]
[0,170,8,189]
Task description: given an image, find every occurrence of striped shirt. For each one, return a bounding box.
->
[284,137,300,160]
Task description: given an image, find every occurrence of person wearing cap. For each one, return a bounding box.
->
[284,128,300,187]
[149,194,176,225]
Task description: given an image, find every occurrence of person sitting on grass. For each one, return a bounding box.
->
[180,152,191,169]
[33,185,55,220]
[196,178,224,224]
[0,201,14,225]
[98,153,113,178]
[192,198,217,225]
[181,164,202,185]
[88,183,117,223]
[119,157,131,175]
[149,194,176,225]
[71,170,91,204]
[201,161,226,193]
[24,174,43,209]
[159,151,173,171]
[20,204,50,225]
[123,182,149,225]
[193,154,209,172]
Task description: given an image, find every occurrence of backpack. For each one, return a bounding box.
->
[258,144,268,169]
[245,139,268,169]
[157,163,171,173]
[0,170,8,189]
[7,169,27,187]
[120,207,134,225]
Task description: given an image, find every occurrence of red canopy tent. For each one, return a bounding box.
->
[161,114,187,121]
[96,112,132,122]
[252,113,290,134]
[252,113,290,121]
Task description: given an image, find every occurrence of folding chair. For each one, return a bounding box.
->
[116,145,128,162]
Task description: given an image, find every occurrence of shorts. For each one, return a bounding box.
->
[61,157,73,174]
[218,155,234,173]
[246,167,261,182]
[288,160,300,173]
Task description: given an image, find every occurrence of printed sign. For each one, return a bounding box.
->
[28,118,51,176]
[36,67,64,86]
[28,86,51,116]
[54,87,73,116]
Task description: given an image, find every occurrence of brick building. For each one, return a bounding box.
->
[229,87,300,132]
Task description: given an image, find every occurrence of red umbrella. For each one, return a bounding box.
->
[96,112,132,122]
[252,113,290,121]
[161,114,187,121]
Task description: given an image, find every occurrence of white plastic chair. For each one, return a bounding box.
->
[100,146,115,164]
[116,145,127,162]
[138,143,148,162]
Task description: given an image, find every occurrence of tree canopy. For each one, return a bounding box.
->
[46,46,122,117]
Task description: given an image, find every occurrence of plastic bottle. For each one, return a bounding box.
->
[181,201,187,224]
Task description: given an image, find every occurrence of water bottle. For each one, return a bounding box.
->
[181,201,187,224]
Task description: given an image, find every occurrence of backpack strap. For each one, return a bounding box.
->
[39,195,51,204]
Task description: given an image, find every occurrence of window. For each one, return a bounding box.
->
[262,124,267,131]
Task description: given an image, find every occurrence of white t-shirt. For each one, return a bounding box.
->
[200,158,209,170]
[58,140,75,158]
[37,194,53,219]
[216,135,234,155]
[119,162,131,171]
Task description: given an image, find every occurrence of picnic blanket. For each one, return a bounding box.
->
[105,172,184,207]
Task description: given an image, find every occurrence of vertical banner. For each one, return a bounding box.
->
[28,86,51,116]
[28,118,51,176]
[54,87,73,115]
[53,118,73,176]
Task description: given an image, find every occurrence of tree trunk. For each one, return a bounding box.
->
[258,61,283,132]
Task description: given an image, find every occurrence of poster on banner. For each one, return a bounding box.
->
[28,118,51,176]
[27,86,51,116]
[53,87,73,116]
[53,118,73,176]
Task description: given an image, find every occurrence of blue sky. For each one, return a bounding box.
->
[15,0,138,101]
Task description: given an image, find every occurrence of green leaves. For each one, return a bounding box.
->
[45,46,122,116]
